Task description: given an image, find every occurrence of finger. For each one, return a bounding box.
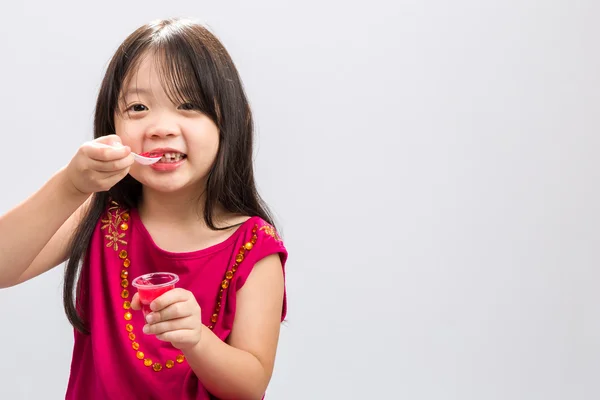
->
[143,317,191,335]
[85,142,131,162]
[88,154,135,172]
[155,329,196,344]
[146,301,191,323]
[150,288,191,312]
[130,292,141,311]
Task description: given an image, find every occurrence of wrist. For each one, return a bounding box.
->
[56,166,90,201]
[182,324,211,359]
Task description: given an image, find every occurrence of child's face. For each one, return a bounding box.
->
[113,53,219,196]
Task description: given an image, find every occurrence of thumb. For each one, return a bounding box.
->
[95,134,123,147]
[131,292,141,311]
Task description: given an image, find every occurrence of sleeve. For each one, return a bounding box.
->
[222,219,289,334]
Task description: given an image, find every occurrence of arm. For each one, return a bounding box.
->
[0,134,134,288]
[187,253,285,399]
[139,253,285,400]
[0,167,90,288]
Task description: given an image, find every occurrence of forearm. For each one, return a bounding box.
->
[0,167,89,286]
[184,325,269,400]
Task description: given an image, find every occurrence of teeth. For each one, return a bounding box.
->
[159,152,184,162]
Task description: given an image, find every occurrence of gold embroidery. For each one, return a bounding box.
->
[260,224,281,241]
[101,201,128,251]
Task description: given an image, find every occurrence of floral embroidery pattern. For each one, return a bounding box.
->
[101,201,129,251]
[260,224,281,241]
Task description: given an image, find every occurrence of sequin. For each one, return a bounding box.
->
[176,355,185,363]
[126,324,133,332]
[121,290,129,298]
[124,312,132,321]
[132,342,139,350]
[136,351,144,360]
[153,363,162,372]
[119,250,128,259]
[123,259,131,268]
[123,301,131,309]
[166,360,174,368]
[144,359,153,367]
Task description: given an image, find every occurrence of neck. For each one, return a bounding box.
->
[139,187,205,225]
[138,186,232,228]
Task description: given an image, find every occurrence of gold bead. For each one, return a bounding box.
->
[121,279,129,288]
[129,333,136,341]
[232,265,237,272]
[126,324,133,332]
[252,226,257,233]
[144,359,153,367]
[121,270,128,279]
[211,313,218,323]
[120,222,129,231]
[132,342,139,350]
[119,250,128,259]
[236,254,244,263]
[225,271,233,280]
[136,351,144,360]
[221,280,229,289]
[123,259,131,268]
[121,289,129,298]
[124,312,132,321]
[153,363,162,372]
[166,360,174,368]
[176,354,185,363]
[121,212,130,221]
[123,301,131,309]
[244,242,253,250]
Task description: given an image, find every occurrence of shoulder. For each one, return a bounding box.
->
[230,216,288,279]
[243,217,286,255]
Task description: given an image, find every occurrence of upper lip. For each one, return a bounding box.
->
[145,147,187,155]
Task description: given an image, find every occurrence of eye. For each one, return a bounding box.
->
[179,103,198,111]
[126,104,148,112]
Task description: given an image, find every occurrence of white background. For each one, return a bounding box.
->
[0,1,599,399]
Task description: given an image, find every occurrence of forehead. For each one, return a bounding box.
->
[121,54,162,96]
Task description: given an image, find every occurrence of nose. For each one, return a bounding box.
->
[145,116,180,139]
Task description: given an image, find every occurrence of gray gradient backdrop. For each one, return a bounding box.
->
[0,1,599,399]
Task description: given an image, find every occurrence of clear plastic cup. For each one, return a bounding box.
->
[131,272,179,317]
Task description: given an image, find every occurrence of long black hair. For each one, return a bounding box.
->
[63,18,275,334]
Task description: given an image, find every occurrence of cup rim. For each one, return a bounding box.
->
[131,272,179,289]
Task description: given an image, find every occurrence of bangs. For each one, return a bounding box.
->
[116,36,217,123]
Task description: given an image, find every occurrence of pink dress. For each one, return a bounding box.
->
[65,200,288,399]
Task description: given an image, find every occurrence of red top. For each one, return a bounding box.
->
[65,200,288,399]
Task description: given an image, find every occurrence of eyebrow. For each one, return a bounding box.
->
[121,87,152,99]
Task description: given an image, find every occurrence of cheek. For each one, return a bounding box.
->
[115,120,143,148]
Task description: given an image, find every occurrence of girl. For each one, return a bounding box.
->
[0,18,287,400]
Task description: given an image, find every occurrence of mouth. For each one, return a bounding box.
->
[140,149,187,163]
